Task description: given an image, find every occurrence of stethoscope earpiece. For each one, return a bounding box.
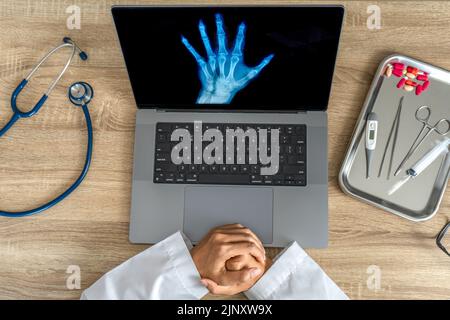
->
[69,82,94,106]
[79,51,88,61]
[63,37,88,60]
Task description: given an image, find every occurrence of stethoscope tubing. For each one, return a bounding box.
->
[0,39,92,217]
[10,42,75,120]
[0,113,19,137]
[0,103,93,217]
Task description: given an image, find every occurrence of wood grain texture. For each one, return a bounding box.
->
[0,0,449,300]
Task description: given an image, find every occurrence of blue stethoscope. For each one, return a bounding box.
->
[0,38,94,217]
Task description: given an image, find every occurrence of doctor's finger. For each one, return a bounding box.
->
[225,255,247,271]
[213,223,245,230]
[220,267,262,287]
[222,242,265,263]
[201,278,240,296]
[207,224,242,237]
[202,268,261,295]
[214,224,262,244]
[217,232,265,254]
[217,228,264,250]
[211,224,264,246]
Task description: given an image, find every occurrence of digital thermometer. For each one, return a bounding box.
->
[365,112,378,178]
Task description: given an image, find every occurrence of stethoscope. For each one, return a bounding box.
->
[0,38,94,217]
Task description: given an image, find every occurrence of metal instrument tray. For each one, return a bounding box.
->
[339,54,450,221]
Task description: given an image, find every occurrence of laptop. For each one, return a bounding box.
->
[112,5,344,247]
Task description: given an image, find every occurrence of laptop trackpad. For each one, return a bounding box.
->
[184,186,273,244]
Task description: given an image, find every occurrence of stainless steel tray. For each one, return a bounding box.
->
[339,54,450,221]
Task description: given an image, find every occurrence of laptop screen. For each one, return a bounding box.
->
[112,6,344,111]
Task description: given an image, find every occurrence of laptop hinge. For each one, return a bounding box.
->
[153,107,311,114]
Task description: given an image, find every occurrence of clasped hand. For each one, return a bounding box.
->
[191,224,270,295]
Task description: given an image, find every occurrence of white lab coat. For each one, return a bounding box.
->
[81,231,348,300]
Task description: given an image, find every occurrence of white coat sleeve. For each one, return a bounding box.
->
[81,231,208,300]
[245,242,348,300]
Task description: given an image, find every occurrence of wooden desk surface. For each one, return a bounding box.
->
[0,0,449,300]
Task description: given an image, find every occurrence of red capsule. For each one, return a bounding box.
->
[406,66,418,74]
[416,85,423,95]
[392,69,404,77]
[422,80,430,90]
[405,80,417,87]
[417,74,428,81]
[393,63,404,70]
[397,78,406,88]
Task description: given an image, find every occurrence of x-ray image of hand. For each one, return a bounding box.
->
[181,14,274,104]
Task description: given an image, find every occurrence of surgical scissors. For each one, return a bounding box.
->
[394,105,450,176]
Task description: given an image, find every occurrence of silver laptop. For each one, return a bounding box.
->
[112,5,344,247]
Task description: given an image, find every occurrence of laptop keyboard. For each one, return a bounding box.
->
[153,122,307,186]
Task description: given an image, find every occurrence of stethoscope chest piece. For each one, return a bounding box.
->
[69,82,94,106]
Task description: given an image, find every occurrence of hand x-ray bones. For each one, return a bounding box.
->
[181,14,274,104]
